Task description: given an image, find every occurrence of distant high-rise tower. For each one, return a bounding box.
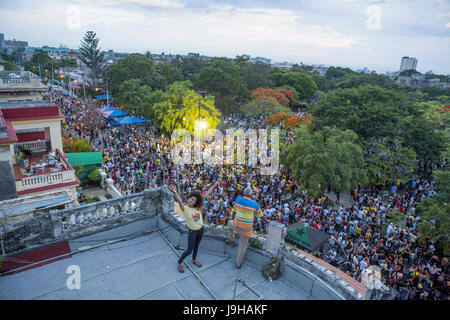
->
[0,33,5,52]
[400,56,418,72]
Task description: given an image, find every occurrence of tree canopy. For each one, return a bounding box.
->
[310,85,445,159]
[271,70,318,101]
[194,58,248,113]
[79,31,105,87]
[116,79,164,120]
[105,54,164,95]
[282,126,367,198]
[152,81,221,134]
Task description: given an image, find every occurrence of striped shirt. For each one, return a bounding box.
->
[231,196,263,237]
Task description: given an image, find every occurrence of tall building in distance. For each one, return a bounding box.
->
[0,33,5,52]
[400,56,418,72]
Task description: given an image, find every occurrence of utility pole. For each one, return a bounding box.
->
[105,69,109,107]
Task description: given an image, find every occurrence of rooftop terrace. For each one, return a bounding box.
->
[0,231,314,300]
[0,187,392,300]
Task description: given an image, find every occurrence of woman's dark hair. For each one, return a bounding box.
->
[188,191,204,211]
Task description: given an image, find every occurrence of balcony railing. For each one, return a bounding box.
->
[14,149,78,193]
[16,140,47,153]
[1,77,31,84]
[56,148,72,170]
[61,192,147,229]
[15,170,76,193]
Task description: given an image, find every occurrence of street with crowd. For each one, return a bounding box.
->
[49,88,449,300]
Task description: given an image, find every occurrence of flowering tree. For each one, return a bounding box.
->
[241,97,292,117]
[269,112,312,130]
[250,88,295,107]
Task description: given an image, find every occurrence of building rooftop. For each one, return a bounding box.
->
[0,190,75,224]
[0,187,374,300]
[0,71,47,92]
[0,100,55,109]
[0,231,313,300]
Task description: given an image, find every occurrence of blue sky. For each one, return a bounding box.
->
[0,0,449,74]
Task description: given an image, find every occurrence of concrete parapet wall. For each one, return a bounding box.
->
[2,185,374,300]
[1,188,163,255]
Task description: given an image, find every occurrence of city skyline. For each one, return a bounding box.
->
[0,0,449,74]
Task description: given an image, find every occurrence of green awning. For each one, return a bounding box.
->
[285,222,330,252]
[66,152,104,167]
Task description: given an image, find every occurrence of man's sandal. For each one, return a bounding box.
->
[177,263,184,273]
[225,239,236,247]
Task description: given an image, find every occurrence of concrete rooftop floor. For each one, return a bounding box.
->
[0,232,310,300]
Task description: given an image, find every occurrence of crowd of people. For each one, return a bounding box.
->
[49,88,448,300]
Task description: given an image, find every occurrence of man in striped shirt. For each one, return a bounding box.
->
[227,187,270,269]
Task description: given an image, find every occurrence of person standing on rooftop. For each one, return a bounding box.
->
[227,187,270,269]
[170,180,219,273]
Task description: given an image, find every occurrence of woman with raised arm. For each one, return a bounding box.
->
[170,179,219,273]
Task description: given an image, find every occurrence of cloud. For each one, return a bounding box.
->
[446,22,450,27]
[183,5,357,48]
[77,0,186,9]
[0,0,449,74]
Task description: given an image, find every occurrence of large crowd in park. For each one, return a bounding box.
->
[49,88,449,300]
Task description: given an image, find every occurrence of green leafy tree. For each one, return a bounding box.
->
[2,60,18,71]
[311,85,409,138]
[72,139,91,152]
[416,97,450,128]
[117,79,164,120]
[23,49,56,77]
[172,56,207,80]
[435,171,450,204]
[88,168,102,184]
[416,198,450,254]
[334,73,398,90]
[74,164,84,179]
[364,138,417,187]
[106,54,164,95]
[325,66,356,80]
[441,128,450,160]
[290,64,314,73]
[274,71,317,101]
[414,171,450,254]
[60,58,77,68]
[153,81,221,134]
[282,126,367,198]
[234,54,251,69]
[240,62,274,91]
[311,85,444,159]
[79,31,105,87]
[155,61,184,85]
[311,73,331,92]
[398,115,445,160]
[421,87,450,100]
[194,58,248,113]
